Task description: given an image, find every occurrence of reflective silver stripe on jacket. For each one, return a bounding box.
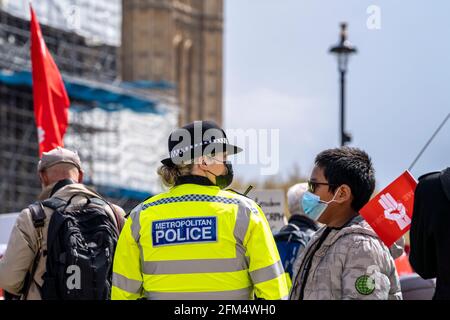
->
[112,272,142,294]
[143,257,248,274]
[129,203,143,243]
[144,287,253,300]
[249,260,285,284]
[128,204,145,275]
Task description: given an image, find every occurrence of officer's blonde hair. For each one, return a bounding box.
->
[157,163,194,187]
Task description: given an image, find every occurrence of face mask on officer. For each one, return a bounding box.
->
[203,155,234,189]
[301,187,341,221]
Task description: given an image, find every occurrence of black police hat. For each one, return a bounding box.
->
[161,121,243,167]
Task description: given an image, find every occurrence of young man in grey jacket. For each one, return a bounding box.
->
[289,147,402,300]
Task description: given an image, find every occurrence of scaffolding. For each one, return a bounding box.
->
[1,0,121,46]
[0,8,178,213]
[0,9,118,80]
[0,83,40,211]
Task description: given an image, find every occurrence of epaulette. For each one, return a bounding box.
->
[225,188,251,199]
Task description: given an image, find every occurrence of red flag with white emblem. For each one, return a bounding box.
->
[360,171,418,247]
[30,5,70,156]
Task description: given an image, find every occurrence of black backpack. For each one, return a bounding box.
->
[274,223,316,279]
[28,194,120,300]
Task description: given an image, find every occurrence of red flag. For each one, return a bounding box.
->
[360,171,417,247]
[30,5,70,156]
[394,253,414,276]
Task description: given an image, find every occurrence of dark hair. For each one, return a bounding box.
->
[315,147,375,211]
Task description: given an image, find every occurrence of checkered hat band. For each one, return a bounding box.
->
[142,194,241,210]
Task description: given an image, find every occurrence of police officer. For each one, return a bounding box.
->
[112,121,289,300]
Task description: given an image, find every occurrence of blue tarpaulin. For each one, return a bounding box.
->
[0,69,164,114]
[120,80,176,90]
[0,69,163,199]
[94,184,153,201]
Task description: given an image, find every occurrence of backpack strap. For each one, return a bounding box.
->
[286,222,301,232]
[90,197,123,232]
[22,202,47,300]
[41,197,67,211]
[29,202,46,229]
[109,204,124,234]
[90,197,107,206]
[86,193,124,234]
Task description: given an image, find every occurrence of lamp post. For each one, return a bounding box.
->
[329,23,357,146]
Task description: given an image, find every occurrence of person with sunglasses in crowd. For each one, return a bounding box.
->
[289,147,402,300]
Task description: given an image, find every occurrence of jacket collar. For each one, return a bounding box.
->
[175,175,216,187]
[38,179,75,200]
[49,179,75,197]
[38,181,98,201]
[288,214,320,231]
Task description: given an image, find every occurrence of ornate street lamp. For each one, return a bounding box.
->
[329,23,357,146]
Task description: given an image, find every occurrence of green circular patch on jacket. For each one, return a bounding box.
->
[355,275,375,295]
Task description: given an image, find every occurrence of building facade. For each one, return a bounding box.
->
[0,4,177,213]
[121,0,224,125]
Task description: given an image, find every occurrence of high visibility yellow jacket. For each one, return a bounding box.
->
[111,175,289,300]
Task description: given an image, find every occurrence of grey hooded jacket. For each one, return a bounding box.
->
[289,215,402,300]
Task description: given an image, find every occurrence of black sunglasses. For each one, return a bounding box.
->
[307,180,338,193]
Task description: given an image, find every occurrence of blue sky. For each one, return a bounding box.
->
[224,0,450,189]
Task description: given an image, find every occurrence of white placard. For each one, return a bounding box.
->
[247,189,287,233]
[0,213,19,246]
[0,244,6,257]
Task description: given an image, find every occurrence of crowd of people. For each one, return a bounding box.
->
[0,120,448,300]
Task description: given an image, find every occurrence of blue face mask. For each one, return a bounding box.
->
[301,190,339,221]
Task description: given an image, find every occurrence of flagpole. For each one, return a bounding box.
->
[408,112,450,171]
